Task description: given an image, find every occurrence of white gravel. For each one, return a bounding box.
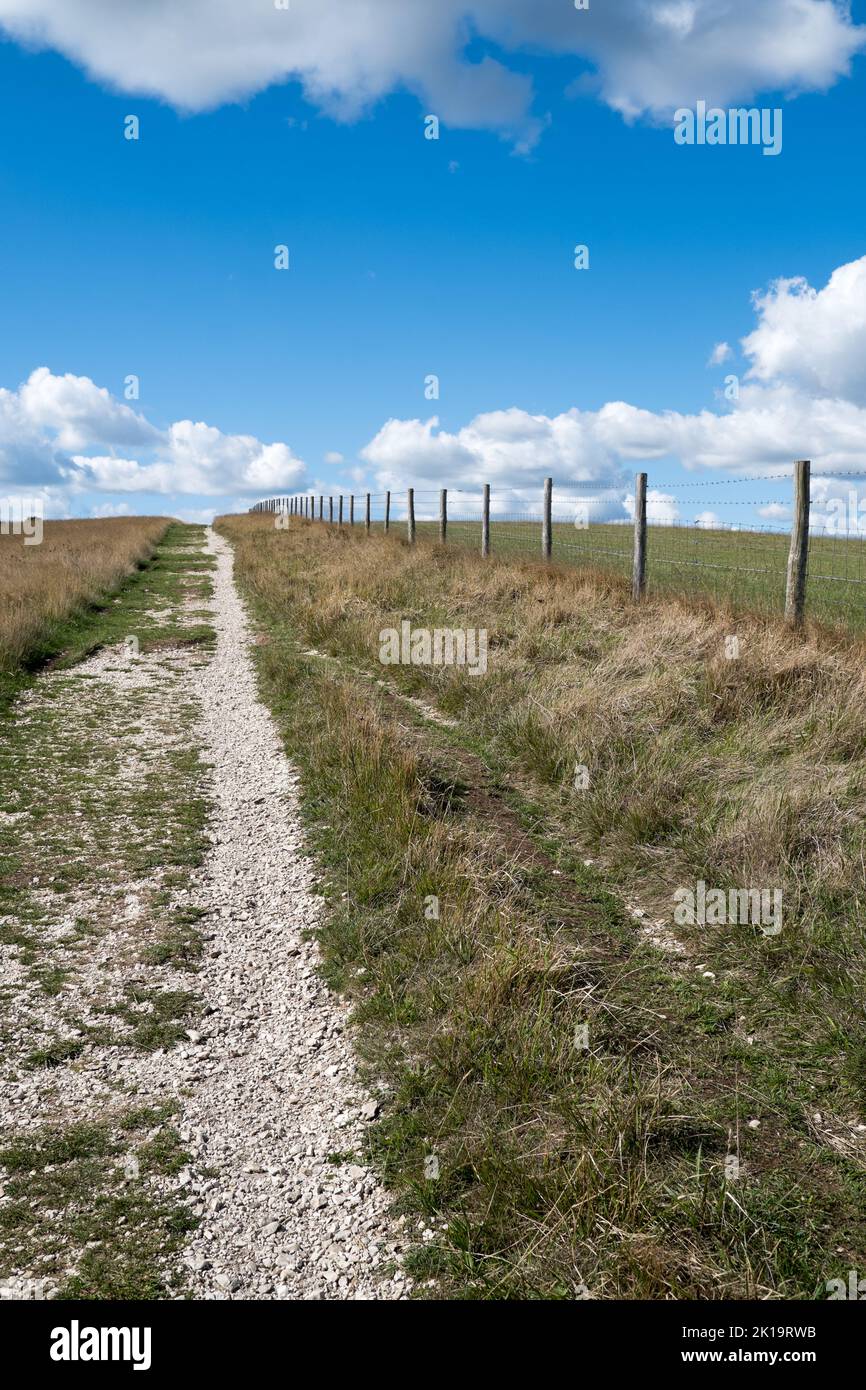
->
[177,527,406,1299]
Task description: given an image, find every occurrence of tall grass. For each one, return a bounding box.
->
[216,512,866,1299]
[0,517,169,699]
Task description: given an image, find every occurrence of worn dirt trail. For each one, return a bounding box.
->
[181,528,407,1299]
[0,525,406,1300]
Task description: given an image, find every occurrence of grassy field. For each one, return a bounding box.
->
[218,511,866,1299]
[401,518,866,632]
[0,517,170,707]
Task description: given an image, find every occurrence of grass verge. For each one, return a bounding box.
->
[0,523,214,1297]
[215,512,866,1300]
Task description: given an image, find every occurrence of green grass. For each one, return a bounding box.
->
[408,518,866,633]
[0,1108,195,1299]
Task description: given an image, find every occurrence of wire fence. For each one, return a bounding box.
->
[251,463,866,632]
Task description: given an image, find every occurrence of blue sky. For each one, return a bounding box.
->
[1,0,865,529]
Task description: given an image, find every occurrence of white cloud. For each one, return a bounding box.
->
[0,367,307,502]
[324,450,344,465]
[707,342,732,366]
[9,253,866,521]
[361,408,627,490]
[16,366,160,451]
[758,501,791,520]
[743,257,866,403]
[361,255,866,498]
[0,0,860,144]
[90,500,132,517]
[360,387,866,493]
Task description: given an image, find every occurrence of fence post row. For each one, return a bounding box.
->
[261,460,815,627]
[632,471,648,601]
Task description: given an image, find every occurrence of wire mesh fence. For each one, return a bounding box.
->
[251,465,866,633]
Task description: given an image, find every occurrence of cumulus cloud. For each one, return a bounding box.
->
[361,256,866,501]
[90,501,133,518]
[9,254,866,521]
[742,257,866,403]
[0,367,307,503]
[758,501,792,520]
[0,0,860,144]
[361,408,630,490]
[360,387,866,494]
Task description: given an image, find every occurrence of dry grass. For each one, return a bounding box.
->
[0,518,169,694]
[214,512,866,1299]
[227,515,866,930]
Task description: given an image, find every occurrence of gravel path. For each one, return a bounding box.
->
[0,526,407,1300]
[179,528,406,1299]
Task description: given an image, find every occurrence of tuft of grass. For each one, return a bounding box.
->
[23,1036,85,1070]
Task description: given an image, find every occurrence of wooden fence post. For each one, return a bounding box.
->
[407,488,416,545]
[785,459,811,627]
[482,483,490,558]
[542,477,552,561]
[439,488,447,544]
[384,491,391,532]
[349,495,355,526]
[319,495,323,520]
[632,471,647,600]
[328,496,333,523]
[365,493,371,533]
[338,495,343,526]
